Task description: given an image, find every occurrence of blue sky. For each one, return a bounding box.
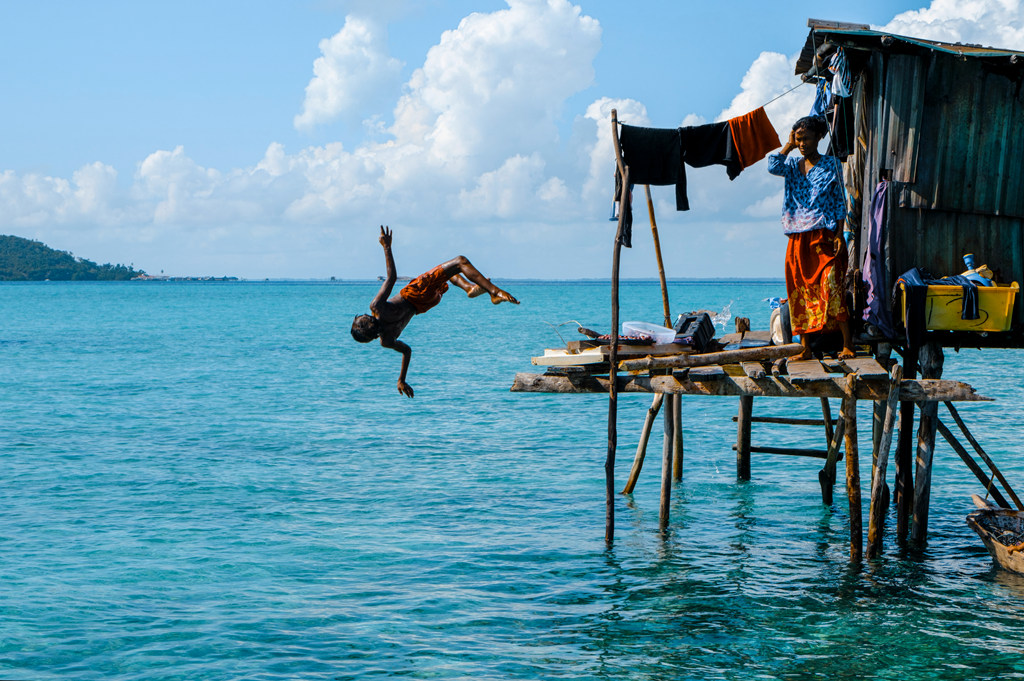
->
[0,0,1019,278]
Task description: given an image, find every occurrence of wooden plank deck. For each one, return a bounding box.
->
[511,371,989,401]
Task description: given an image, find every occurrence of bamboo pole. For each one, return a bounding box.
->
[944,401,1024,510]
[620,343,804,372]
[622,393,664,494]
[645,185,672,328]
[606,109,628,544]
[843,373,863,561]
[866,364,902,559]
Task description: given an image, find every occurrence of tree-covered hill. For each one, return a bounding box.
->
[0,235,144,281]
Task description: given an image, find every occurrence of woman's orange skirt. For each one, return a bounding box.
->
[785,229,849,336]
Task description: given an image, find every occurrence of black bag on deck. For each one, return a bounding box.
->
[673,313,714,352]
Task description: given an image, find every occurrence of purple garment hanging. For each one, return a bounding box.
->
[862,179,895,338]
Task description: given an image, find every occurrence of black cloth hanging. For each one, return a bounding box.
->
[680,121,743,180]
[618,125,688,211]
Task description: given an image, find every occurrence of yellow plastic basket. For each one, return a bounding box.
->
[899,281,1018,332]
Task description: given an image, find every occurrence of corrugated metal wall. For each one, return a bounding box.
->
[852,49,1024,328]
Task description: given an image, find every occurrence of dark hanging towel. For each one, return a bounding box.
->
[617,125,688,210]
[615,124,689,248]
[680,121,743,180]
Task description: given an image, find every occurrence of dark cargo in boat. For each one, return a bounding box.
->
[673,313,714,352]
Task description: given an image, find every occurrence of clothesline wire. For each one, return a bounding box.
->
[614,79,809,130]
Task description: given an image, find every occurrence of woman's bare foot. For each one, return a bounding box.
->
[490,289,519,305]
[838,347,856,359]
[793,349,814,361]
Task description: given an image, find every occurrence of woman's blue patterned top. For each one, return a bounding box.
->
[767,153,846,235]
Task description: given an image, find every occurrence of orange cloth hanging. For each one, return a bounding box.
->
[728,107,781,169]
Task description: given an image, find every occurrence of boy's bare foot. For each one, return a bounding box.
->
[793,350,814,361]
[490,289,519,305]
[838,347,856,359]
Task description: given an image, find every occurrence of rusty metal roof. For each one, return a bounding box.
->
[796,18,1024,75]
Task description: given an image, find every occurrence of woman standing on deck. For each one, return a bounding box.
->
[768,115,855,360]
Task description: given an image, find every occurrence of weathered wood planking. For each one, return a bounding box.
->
[841,357,889,379]
[740,361,767,379]
[510,372,990,402]
[619,343,804,372]
[787,360,832,384]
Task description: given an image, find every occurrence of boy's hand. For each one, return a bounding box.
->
[379,225,393,249]
[397,379,414,398]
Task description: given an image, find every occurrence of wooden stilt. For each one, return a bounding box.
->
[895,352,918,543]
[621,393,664,494]
[660,390,675,530]
[867,364,902,559]
[736,395,753,481]
[911,343,944,546]
[871,344,893,470]
[606,109,629,544]
[944,402,1024,510]
[672,394,683,481]
[843,373,863,561]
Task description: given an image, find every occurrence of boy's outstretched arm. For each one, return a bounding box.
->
[380,337,414,397]
[370,225,398,311]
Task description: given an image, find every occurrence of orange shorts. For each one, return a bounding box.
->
[400,265,450,314]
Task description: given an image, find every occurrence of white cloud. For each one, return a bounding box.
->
[3,0,1020,280]
[882,0,1024,49]
[390,0,601,177]
[294,15,403,131]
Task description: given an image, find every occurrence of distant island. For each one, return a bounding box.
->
[0,235,144,281]
[0,235,240,282]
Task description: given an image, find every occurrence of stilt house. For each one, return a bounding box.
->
[797,20,1024,347]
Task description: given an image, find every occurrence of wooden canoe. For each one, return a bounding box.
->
[967,504,1024,574]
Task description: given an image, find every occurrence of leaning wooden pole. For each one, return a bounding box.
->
[622,393,664,494]
[936,420,1011,509]
[843,373,863,561]
[606,109,628,543]
[866,364,902,559]
[944,401,1024,510]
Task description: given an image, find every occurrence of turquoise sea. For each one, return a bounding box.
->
[2,280,1024,680]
